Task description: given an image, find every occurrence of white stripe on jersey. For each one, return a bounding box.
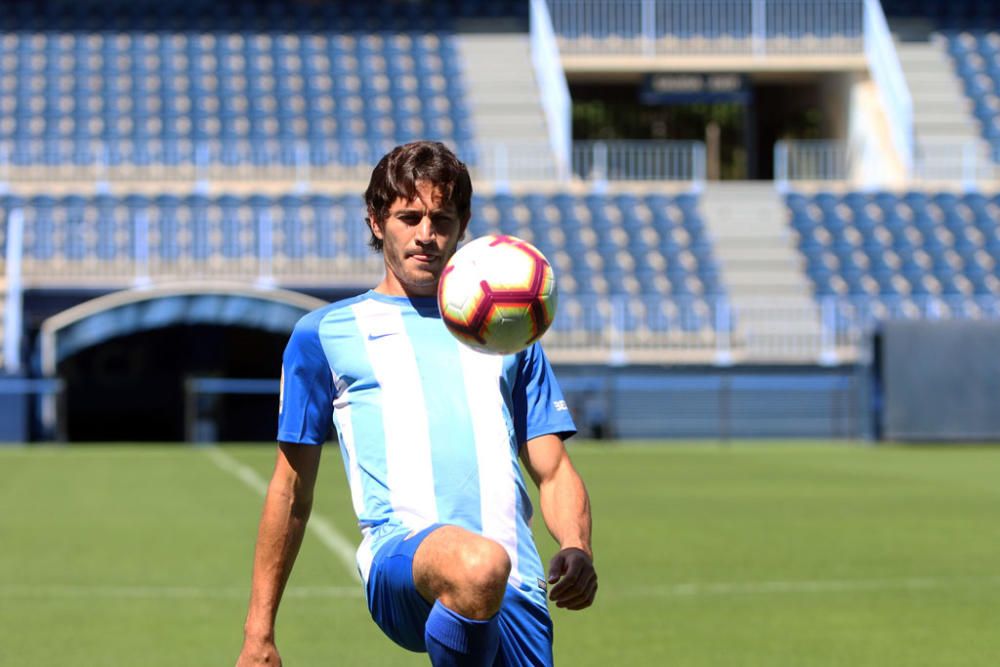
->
[352,298,438,531]
[332,372,365,519]
[457,345,521,587]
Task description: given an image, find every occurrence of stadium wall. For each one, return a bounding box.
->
[876,321,1000,441]
[556,364,872,440]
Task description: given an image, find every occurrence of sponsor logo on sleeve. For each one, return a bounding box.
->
[553,400,568,411]
[279,367,285,414]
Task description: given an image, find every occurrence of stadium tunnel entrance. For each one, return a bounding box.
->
[37,286,327,442]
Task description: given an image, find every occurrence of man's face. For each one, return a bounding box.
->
[370,180,467,297]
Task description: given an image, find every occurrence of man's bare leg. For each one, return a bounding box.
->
[412,525,510,665]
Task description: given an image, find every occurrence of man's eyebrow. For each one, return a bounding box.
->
[393,206,456,217]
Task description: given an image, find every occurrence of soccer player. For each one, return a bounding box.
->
[236,141,597,667]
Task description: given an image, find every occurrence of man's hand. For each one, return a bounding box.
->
[236,635,281,666]
[547,547,598,610]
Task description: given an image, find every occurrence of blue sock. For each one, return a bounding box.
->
[424,600,500,667]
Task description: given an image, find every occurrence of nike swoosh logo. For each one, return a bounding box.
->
[367,332,397,341]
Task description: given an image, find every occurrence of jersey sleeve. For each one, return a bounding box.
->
[277,313,335,445]
[513,343,577,445]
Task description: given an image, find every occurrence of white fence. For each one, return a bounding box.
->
[774,140,852,187]
[572,140,706,184]
[912,138,1000,187]
[547,0,865,55]
[776,138,1000,189]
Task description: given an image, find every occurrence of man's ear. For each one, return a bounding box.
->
[368,211,384,240]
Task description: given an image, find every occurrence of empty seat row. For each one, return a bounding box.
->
[0,24,472,159]
[0,191,723,302]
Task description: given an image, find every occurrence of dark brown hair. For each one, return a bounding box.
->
[363,141,473,252]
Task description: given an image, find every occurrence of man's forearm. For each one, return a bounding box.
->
[538,457,592,557]
[243,481,313,639]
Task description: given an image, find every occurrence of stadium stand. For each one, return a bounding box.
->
[4,0,1000,441]
[0,2,483,167]
[786,190,1000,331]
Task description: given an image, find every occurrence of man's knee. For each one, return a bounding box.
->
[454,537,511,600]
[414,527,512,618]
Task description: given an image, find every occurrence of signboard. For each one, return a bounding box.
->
[641,73,751,105]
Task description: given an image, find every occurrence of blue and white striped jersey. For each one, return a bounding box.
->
[278,290,576,607]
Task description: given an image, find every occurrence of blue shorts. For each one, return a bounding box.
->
[365,524,554,666]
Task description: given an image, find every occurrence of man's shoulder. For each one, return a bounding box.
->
[295,292,374,333]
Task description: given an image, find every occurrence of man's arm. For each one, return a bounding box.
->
[520,434,597,610]
[237,442,322,666]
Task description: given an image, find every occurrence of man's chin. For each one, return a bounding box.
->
[401,272,440,295]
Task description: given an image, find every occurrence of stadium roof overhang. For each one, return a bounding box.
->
[37,283,327,376]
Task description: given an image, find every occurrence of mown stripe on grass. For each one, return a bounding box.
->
[610,575,1000,598]
[6,575,1000,602]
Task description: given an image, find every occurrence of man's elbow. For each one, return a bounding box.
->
[290,494,314,519]
[267,476,315,518]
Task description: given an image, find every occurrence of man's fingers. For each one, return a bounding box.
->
[548,560,584,598]
[549,558,594,600]
[553,573,598,610]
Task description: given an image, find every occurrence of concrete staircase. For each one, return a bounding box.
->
[893,29,995,179]
[699,182,826,361]
[454,33,557,176]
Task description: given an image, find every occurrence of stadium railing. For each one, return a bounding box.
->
[776,138,1000,189]
[2,208,24,374]
[547,0,865,56]
[911,138,1000,188]
[774,140,852,188]
[530,0,572,180]
[862,0,913,174]
[547,294,1000,365]
[572,141,706,187]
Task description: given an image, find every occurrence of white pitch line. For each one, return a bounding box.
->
[204,447,359,578]
[0,584,362,600]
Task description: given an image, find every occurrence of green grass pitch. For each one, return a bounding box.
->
[3,441,1000,666]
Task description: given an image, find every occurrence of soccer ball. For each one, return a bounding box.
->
[437,234,558,355]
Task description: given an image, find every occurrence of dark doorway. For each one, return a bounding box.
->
[753,81,823,179]
[571,81,751,179]
[59,325,287,442]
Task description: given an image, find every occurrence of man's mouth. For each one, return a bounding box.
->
[409,252,438,263]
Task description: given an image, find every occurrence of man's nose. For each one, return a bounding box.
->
[415,215,434,243]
